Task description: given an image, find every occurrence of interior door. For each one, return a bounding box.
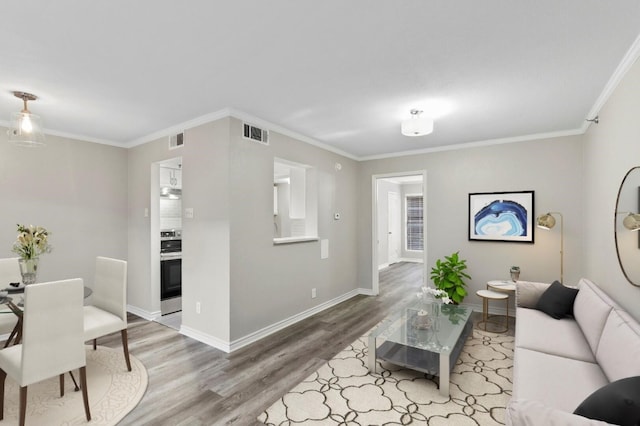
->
[388,192,401,264]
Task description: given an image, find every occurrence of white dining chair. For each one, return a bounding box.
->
[0,278,90,426]
[83,256,131,371]
[0,258,22,338]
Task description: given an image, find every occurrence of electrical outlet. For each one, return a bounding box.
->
[196,302,201,314]
[311,288,317,298]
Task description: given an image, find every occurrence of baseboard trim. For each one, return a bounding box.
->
[378,263,390,271]
[127,304,161,321]
[228,288,364,352]
[180,325,231,353]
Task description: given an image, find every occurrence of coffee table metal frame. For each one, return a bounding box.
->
[367,300,472,396]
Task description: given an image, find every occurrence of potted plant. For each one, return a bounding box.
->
[430,251,471,304]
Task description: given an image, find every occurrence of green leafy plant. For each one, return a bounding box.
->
[429,251,471,304]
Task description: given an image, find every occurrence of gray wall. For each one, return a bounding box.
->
[582,56,640,319]
[0,129,127,288]
[127,119,232,342]
[228,117,359,340]
[358,136,585,310]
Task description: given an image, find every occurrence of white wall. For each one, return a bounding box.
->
[582,56,640,319]
[358,136,584,311]
[0,129,127,288]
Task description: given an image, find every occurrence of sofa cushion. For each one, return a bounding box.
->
[574,376,640,425]
[536,281,579,319]
[515,281,551,308]
[506,399,611,426]
[573,279,616,354]
[596,310,640,382]
[515,307,596,362]
[512,347,608,412]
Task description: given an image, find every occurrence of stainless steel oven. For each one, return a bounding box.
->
[160,230,181,313]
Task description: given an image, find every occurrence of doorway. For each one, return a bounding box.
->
[155,157,183,331]
[373,172,426,295]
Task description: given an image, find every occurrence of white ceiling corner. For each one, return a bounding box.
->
[1,1,639,159]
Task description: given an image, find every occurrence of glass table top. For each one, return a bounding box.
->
[369,299,472,355]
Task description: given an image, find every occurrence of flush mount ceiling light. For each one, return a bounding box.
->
[401,109,434,137]
[7,91,45,147]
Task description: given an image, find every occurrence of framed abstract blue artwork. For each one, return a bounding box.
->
[468,191,535,243]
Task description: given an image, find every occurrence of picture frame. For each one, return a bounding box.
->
[468,190,535,243]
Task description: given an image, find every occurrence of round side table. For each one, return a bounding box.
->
[476,289,509,333]
[487,280,516,293]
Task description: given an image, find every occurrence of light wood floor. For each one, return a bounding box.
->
[98,262,511,425]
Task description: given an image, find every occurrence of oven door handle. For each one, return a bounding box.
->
[160,254,182,260]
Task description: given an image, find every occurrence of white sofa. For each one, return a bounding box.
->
[506,278,640,425]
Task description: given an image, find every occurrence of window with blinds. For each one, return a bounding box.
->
[406,195,424,251]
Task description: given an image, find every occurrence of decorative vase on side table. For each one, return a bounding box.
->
[18,258,39,285]
[510,266,520,282]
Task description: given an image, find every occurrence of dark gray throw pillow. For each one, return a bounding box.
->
[535,281,578,319]
[574,376,640,426]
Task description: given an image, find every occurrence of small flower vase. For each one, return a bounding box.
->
[510,266,520,282]
[430,299,442,318]
[18,258,39,285]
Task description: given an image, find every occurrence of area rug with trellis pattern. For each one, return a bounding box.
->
[258,328,513,425]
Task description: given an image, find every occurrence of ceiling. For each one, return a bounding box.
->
[2,1,639,160]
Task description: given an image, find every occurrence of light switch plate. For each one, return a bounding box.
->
[184,208,194,219]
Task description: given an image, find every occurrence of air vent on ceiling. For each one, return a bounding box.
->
[169,132,184,149]
[243,122,269,145]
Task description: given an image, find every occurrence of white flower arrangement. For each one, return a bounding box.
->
[12,224,51,260]
[417,285,452,305]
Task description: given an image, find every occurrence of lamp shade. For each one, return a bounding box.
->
[401,110,434,137]
[536,213,556,229]
[7,91,45,147]
[623,213,640,231]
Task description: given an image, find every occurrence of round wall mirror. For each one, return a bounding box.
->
[615,166,640,287]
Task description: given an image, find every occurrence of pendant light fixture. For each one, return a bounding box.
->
[7,91,45,147]
[401,109,434,137]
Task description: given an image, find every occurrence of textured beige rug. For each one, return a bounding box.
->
[259,328,513,425]
[1,345,147,425]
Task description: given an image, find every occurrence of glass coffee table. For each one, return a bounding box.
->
[368,300,473,396]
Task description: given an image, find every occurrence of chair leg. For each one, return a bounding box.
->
[0,369,6,420]
[59,374,64,397]
[121,329,132,372]
[93,338,97,350]
[79,367,91,421]
[19,386,27,426]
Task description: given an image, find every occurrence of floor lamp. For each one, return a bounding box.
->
[536,212,563,283]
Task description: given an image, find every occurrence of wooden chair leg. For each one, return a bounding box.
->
[79,367,91,421]
[92,338,97,350]
[0,369,6,420]
[59,374,64,397]
[19,386,27,426]
[121,329,132,372]
[4,322,19,348]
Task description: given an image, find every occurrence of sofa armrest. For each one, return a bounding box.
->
[506,399,612,426]
[515,281,551,308]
